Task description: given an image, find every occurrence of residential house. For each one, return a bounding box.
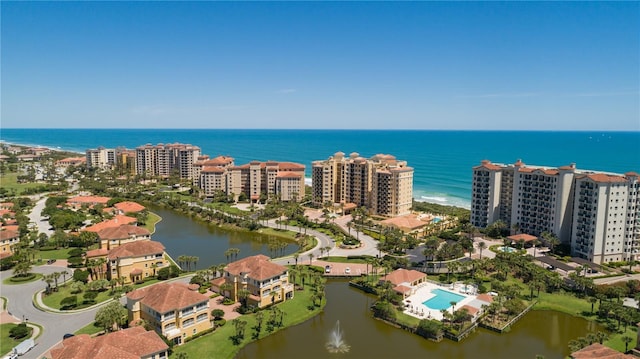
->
[97,224,151,250]
[0,229,19,259]
[107,240,167,283]
[114,201,146,215]
[49,326,168,359]
[126,282,211,345]
[379,268,428,298]
[570,343,635,358]
[84,215,137,233]
[222,254,294,308]
[67,195,111,210]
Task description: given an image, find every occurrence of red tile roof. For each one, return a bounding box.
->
[107,240,164,260]
[460,305,479,316]
[84,215,137,233]
[570,343,635,359]
[507,233,538,242]
[114,201,146,213]
[127,282,209,313]
[474,160,503,171]
[476,293,494,303]
[49,326,168,359]
[202,166,226,173]
[226,254,287,281]
[86,248,109,258]
[381,268,427,286]
[585,173,628,183]
[97,225,150,240]
[0,230,19,241]
[68,196,111,205]
[277,172,303,178]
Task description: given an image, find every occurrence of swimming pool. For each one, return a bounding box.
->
[422,289,465,310]
[499,246,517,253]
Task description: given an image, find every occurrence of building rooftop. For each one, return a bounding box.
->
[570,343,635,359]
[114,201,146,213]
[67,196,111,205]
[380,268,427,286]
[84,215,137,233]
[97,224,150,240]
[226,254,287,281]
[108,240,164,260]
[127,282,208,313]
[49,326,168,359]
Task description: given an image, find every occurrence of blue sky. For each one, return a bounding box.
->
[2,1,638,130]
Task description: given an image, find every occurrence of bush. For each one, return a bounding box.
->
[73,269,90,283]
[222,298,235,305]
[68,248,84,257]
[157,265,180,280]
[214,318,226,327]
[184,327,215,343]
[67,256,84,267]
[9,273,36,282]
[60,295,78,309]
[83,291,98,303]
[9,323,30,339]
[39,246,58,251]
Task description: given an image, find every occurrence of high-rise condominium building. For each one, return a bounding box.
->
[86,147,117,169]
[312,152,413,217]
[135,143,201,180]
[471,160,640,264]
[226,161,306,202]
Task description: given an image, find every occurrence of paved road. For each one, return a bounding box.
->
[27,196,53,237]
[1,265,97,359]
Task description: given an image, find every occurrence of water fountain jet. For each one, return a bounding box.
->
[326,320,350,353]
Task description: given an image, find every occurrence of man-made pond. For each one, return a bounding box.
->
[150,207,298,269]
[237,279,601,359]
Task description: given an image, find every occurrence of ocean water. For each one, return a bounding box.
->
[1,129,638,208]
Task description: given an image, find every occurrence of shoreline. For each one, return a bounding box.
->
[0,139,472,209]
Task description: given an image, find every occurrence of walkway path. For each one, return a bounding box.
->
[27,196,53,237]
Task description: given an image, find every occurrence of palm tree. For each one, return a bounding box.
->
[308,253,314,265]
[622,335,633,353]
[293,253,299,266]
[477,241,487,260]
[224,249,232,263]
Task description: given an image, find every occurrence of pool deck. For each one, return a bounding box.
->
[402,282,480,321]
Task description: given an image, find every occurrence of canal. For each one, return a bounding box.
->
[150,206,298,269]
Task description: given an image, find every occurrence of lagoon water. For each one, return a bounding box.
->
[2,129,639,208]
[237,279,600,359]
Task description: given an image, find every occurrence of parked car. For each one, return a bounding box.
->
[345,267,351,274]
[63,333,75,340]
[325,265,331,273]
[46,259,56,265]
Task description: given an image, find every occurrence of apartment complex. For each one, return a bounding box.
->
[50,326,169,359]
[0,229,19,259]
[193,159,305,202]
[127,282,211,345]
[107,240,167,283]
[135,143,201,180]
[220,254,294,308]
[96,224,151,250]
[86,147,117,169]
[471,160,640,264]
[312,152,414,216]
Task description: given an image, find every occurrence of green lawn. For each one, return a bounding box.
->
[1,297,6,310]
[143,211,162,234]
[41,284,115,310]
[36,248,73,260]
[255,227,299,240]
[323,256,372,264]
[3,273,43,285]
[74,322,104,336]
[0,172,42,195]
[172,286,324,359]
[0,323,33,357]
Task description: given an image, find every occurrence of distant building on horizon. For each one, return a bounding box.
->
[135,143,201,180]
[470,159,640,264]
[312,152,413,217]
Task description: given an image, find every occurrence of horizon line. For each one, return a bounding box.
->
[2,128,639,132]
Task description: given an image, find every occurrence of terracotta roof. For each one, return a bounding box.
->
[585,173,628,183]
[127,282,209,313]
[199,155,234,166]
[0,225,19,232]
[108,240,164,260]
[277,172,303,178]
[49,326,168,359]
[0,202,14,208]
[0,230,19,241]
[130,268,143,275]
[507,233,538,242]
[624,171,639,177]
[381,268,426,286]
[226,254,287,281]
[460,305,480,316]
[0,209,14,217]
[474,160,503,171]
[0,252,13,259]
[97,225,150,240]
[570,343,635,359]
[476,293,494,303]
[381,214,432,231]
[210,277,225,288]
[84,215,137,233]
[114,201,146,213]
[86,248,109,258]
[518,167,559,175]
[68,196,111,205]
